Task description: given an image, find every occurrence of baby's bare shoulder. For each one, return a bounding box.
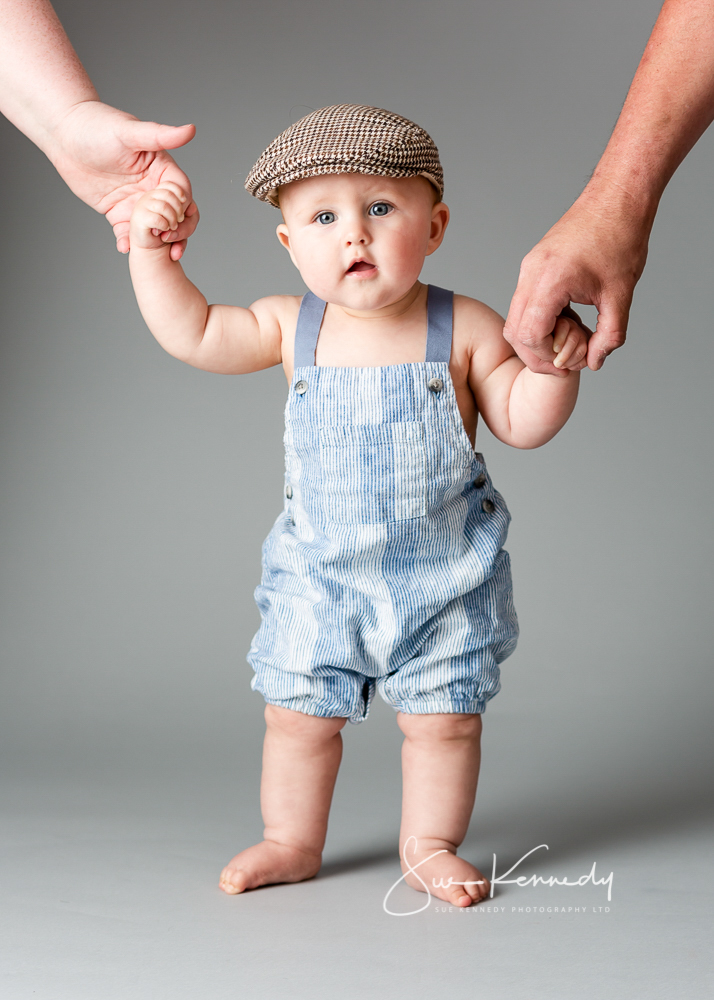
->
[248,293,302,329]
[246,294,306,381]
[452,293,505,345]
[451,294,514,386]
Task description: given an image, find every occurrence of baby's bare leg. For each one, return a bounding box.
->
[397,712,489,907]
[219,704,347,894]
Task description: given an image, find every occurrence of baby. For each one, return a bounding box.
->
[127,105,588,908]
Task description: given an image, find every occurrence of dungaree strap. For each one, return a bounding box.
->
[293,285,454,366]
[425,285,454,364]
[293,291,328,368]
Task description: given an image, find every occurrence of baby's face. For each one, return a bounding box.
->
[276,173,449,311]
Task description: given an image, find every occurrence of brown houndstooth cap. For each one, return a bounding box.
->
[245,104,444,208]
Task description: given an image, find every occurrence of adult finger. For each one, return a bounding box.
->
[511,292,570,361]
[117,119,196,155]
[114,219,130,254]
[505,335,569,377]
[503,279,529,349]
[585,293,631,371]
[504,269,569,363]
[169,240,187,262]
[559,304,594,341]
[155,154,195,209]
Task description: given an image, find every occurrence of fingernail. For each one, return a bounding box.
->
[178,214,185,223]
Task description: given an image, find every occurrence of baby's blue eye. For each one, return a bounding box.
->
[316,212,335,225]
[369,202,392,217]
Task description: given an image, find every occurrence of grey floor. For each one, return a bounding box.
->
[3,693,713,999]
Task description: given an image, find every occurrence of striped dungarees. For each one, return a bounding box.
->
[248,285,518,724]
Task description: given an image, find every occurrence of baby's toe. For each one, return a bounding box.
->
[473,878,490,902]
[219,866,247,894]
[462,875,488,905]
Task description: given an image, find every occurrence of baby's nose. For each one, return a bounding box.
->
[345,229,369,245]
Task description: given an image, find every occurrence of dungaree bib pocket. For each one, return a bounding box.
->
[319,421,427,524]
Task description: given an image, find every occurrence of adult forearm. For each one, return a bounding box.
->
[587,0,714,221]
[0,0,97,153]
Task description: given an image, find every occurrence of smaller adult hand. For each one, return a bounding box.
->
[503,186,650,373]
[48,101,198,260]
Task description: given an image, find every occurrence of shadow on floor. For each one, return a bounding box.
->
[311,755,714,883]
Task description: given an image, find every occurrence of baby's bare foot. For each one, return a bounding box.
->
[400,836,490,907]
[219,839,322,895]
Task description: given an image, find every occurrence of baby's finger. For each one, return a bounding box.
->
[563,334,589,370]
[144,192,185,232]
[151,181,189,206]
[552,317,572,355]
[161,201,199,243]
[563,354,589,372]
[553,326,585,368]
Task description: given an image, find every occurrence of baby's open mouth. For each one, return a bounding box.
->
[347,260,376,273]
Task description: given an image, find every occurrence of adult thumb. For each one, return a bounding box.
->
[586,294,630,371]
[119,119,196,152]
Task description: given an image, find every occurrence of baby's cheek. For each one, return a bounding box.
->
[294,246,335,294]
[392,236,429,280]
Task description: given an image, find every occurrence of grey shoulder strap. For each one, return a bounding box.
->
[293,291,327,368]
[425,285,454,364]
[293,285,453,366]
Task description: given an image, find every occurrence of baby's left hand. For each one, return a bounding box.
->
[130,182,198,252]
[552,312,589,371]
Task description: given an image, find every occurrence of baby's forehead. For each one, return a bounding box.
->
[278,173,437,211]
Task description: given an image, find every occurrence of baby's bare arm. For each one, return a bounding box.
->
[128,184,282,373]
[464,298,586,449]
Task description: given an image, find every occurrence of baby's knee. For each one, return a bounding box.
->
[264,703,347,741]
[397,711,482,743]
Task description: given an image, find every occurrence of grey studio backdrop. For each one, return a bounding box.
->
[1,1,712,998]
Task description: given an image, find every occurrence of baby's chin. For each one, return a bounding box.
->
[303,275,423,313]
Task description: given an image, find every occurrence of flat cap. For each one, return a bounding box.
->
[245,104,443,208]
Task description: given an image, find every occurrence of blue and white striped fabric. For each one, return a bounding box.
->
[248,285,518,724]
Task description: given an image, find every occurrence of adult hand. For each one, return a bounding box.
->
[48,101,198,260]
[503,183,651,374]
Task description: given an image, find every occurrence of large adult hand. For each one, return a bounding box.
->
[48,100,198,260]
[503,184,651,374]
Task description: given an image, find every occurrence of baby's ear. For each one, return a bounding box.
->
[276,224,298,268]
[426,202,450,256]
[276,224,290,251]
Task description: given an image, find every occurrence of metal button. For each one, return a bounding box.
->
[295,379,308,395]
[481,498,495,514]
[473,474,487,489]
[428,377,444,393]
[285,484,293,499]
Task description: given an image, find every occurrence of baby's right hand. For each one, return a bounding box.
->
[551,313,589,372]
[129,182,197,251]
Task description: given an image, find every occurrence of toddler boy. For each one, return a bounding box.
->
[128,105,587,908]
